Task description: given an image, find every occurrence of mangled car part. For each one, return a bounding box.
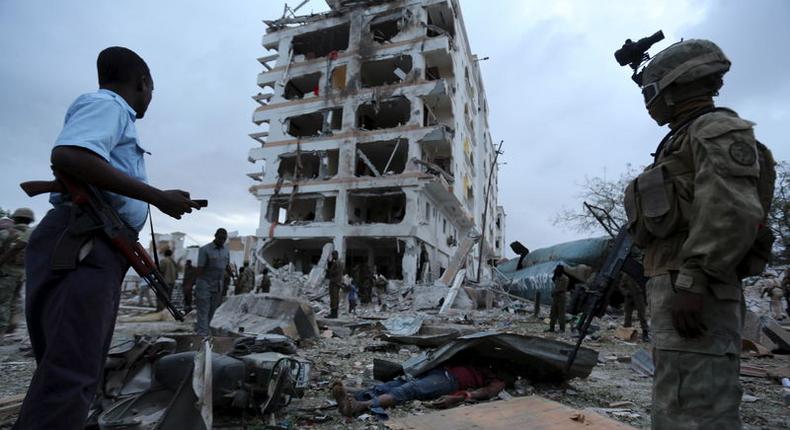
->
[96,334,310,429]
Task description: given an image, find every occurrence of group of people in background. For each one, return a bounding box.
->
[325,250,389,319]
[138,227,272,336]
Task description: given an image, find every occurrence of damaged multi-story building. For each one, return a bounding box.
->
[247,0,505,285]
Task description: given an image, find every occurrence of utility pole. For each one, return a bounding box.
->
[476,140,504,282]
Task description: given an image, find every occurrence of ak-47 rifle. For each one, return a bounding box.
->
[564,207,646,372]
[20,171,195,321]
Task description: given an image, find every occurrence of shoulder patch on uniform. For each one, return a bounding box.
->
[729,141,757,166]
[693,112,752,140]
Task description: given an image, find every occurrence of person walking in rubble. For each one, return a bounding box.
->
[623,39,774,428]
[0,208,35,335]
[760,273,785,321]
[326,250,343,318]
[235,262,254,295]
[546,264,569,333]
[372,268,388,308]
[618,273,650,341]
[157,249,178,311]
[195,228,231,335]
[181,259,197,313]
[14,47,200,429]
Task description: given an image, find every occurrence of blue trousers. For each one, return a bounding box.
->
[14,206,129,429]
[355,368,459,405]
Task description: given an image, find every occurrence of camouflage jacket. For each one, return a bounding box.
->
[625,108,763,298]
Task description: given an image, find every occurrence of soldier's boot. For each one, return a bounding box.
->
[544,326,555,333]
[641,329,650,343]
[328,310,338,319]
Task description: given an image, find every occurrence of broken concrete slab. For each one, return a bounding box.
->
[210,294,320,340]
[381,315,426,336]
[439,269,466,314]
[306,242,333,290]
[402,332,598,382]
[436,230,479,288]
[761,317,790,353]
[742,310,788,352]
[387,395,636,430]
[742,338,773,358]
[462,287,494,310]
[412,284,475,311]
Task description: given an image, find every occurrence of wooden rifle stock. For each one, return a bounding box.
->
[20,180,65,197]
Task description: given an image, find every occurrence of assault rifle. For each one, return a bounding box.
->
[20,171,198,321]
[564,227,646,372]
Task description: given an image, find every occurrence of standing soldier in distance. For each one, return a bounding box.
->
[257,268,272,294]
[546,264,569,333]
[618,273,650,342]
[157,249,178,311]
[0,208,35,335]
[235,262,254,295]
[14,47,200,429]
[181,259,197,313]
[623,39,772,428]
[326,250,343,319]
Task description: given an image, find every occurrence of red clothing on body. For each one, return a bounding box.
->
[446,366,488,391]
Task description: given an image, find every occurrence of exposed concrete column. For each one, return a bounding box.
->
[401,237,418,286]
[407,135,421,163]
[255,195,273,237]
[338,139,354,178]
[275,36,292,67]
[402,189,419,227]
[318,151,328,178]
[315,195,326,222]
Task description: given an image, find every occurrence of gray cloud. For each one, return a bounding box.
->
[1,0,787,250]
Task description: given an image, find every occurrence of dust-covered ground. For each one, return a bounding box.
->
[1,283,789,429]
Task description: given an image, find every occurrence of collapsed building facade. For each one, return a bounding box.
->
[247,0,505,284]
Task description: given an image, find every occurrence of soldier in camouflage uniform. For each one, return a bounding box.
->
[618,273,649,341]
[547,264,569,333]
[0,208,35,334]
[624,40,771,429]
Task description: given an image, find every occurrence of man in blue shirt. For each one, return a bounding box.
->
[14,47,201,430]
[195,228,231,336]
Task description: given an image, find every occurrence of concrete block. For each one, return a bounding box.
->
[210,294,320,340]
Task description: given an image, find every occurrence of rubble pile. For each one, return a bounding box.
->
[1,270,789,429]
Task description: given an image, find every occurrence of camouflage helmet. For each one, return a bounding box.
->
[11,207,34,222]
[640,39,730,106]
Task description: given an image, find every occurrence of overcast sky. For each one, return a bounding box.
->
[1,0,788,253]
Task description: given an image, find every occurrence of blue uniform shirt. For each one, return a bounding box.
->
[50,89,149,231]
[196,242,230,290]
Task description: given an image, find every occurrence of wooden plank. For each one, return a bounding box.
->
[0,394,25,418]
[387,396,636,430]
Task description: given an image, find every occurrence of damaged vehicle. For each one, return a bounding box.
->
[92,333,310,429]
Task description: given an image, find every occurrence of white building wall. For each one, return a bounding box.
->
[247,0,503,283]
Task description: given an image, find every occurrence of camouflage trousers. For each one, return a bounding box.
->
[647,274,743,430]
[0,269,23,333]
[549,294,566,331]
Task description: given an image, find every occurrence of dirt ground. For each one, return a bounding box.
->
[1,292,789,429]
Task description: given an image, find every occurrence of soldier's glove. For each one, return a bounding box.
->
[670,289,707,338]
